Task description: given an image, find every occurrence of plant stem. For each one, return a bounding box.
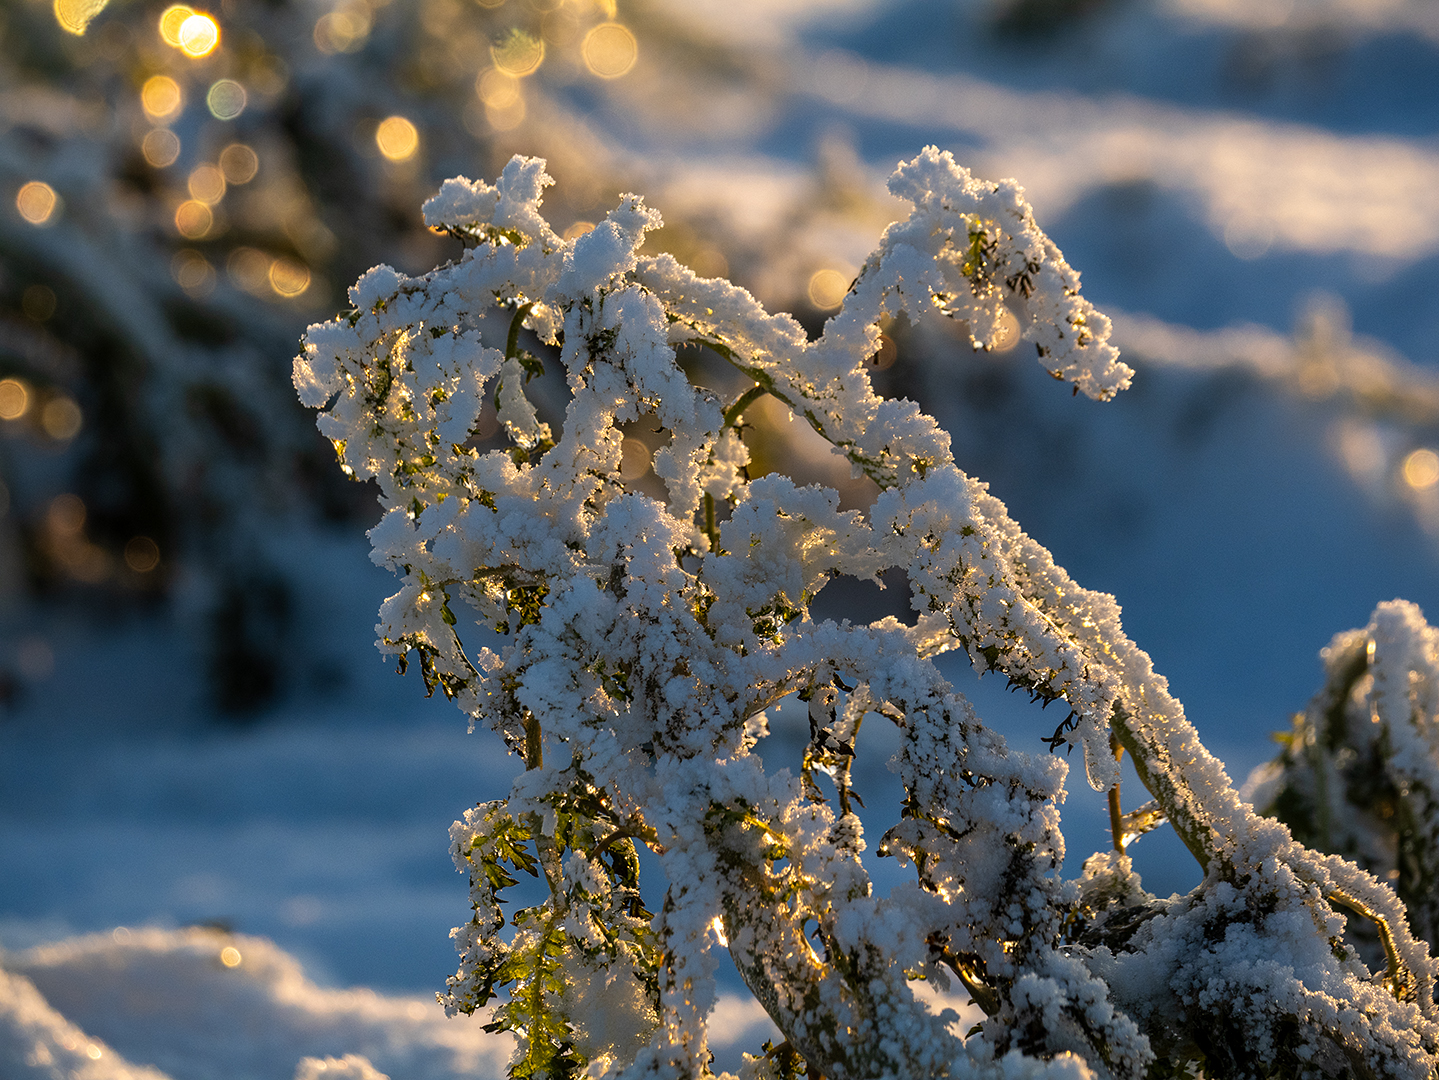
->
[1109,735,1126,854]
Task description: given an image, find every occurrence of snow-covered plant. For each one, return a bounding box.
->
[1250,598,1439,958]
[295,149,1439,1080]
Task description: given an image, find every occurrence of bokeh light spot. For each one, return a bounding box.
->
[1224,216,1274,261]
[42,397,83,441]
[540,7,579,46]
[16,182,59,226]
[141,75,182,120]
[807,268,849,310]
[988,307,1020,353]
[0,379,30,421]
[491,29,543,76]
[1403,448,1439,490]
[582,22,637,79]
[619,438,652,481]
[227,247,271,294]
[178,13,219,57]
[375,116,418,161]
[171,249,215,296]
[476,68,520,109]
[220,946,242,967]
[313,5,371,54]
[159,5,193,45]
[188,164,226,205]
[174,199,213,239]
[218,144,259,184]
[269,257,311,297]
[142,129,181,168]
[484,96,525,132]
[124,536,161,573]
[53,0,109,35]
[206,79,246,120]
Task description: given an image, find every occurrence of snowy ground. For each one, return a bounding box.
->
[5,1,1439,1077]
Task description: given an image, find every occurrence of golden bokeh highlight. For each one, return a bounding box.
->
[491,29,544,76]
[375,116,419,161]
[53,0,110,35]
[0,379,30,421]
[174,199,213,239]
[220,946,242,968]
[227,247,271,294]
[178,12,219,57]
[219,144,259,184]
[188,164,226,204]
[484,96,525,132]
[476,68,521,109]
[141,75,183,120]
[45,494,110,583]
[619,437,652,481]
[269,257,311,297]
[124,536,161,573]
[989,307,1021,352]
[313,6,371,54]
[142,128,182,167]
[562,221,595,241]
[16,181,59,226]
[42,397,83,440]
[582,22,637,79]
[540,7,579,46]
[171,249,215,295]
[159,5,193,45]
[807,268,849,310]
[206,79,246,120]
[1403,448,1439,490]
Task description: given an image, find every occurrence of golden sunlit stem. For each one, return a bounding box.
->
[1325,888,1412,1002]
[506,301,534,359]
[524,712,542,771]
[724,384,770,428]
[1108,735,1125,855]
[704,492,719,554]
